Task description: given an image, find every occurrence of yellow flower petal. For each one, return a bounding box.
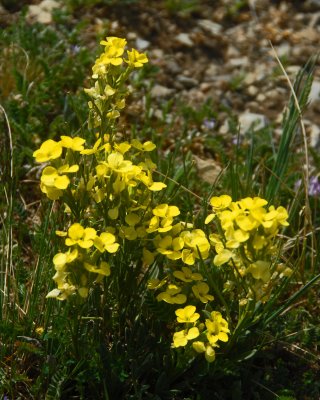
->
[148,182,167,191]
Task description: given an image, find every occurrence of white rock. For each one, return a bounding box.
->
[256,93,266,102]
[175,33,193,47]
[310,124,320,147]
[153,109,173,123]
[27,0,60,24]
[40,0,60,11]
[308,81,320,104]
[27,5,51,23]
[238,112,267,134]
[248,85,259,96]
[127,32,137,40]
[110,21,119,30]
[226,46,241,58]
[150,84,174,99]
[219,120,229,135]
[136,38,150,51]
[150,49,164,59]
[35,11,52,24]
[177,75,198,88]
[286,66,300,75]
[28,4,42,16]
[229,56,249,67]
[275,42,291,57]
[166,59,181,74]
[204,64,220,81]
[193,155,222,185]
[198,19,222,35]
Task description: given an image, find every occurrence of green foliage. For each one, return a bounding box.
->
[265,56,317,203]
[164,0,200,15]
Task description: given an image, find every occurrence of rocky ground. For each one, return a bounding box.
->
[78,0,320,146]
[1,0,320,159]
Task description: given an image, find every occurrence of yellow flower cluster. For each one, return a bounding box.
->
[147,214,214,307]
[46,223,119,300]
[206,195,292,302]
[33,38,164,300]
[172,306,230,363]
[145,205,224,362]
[86,36,148,128]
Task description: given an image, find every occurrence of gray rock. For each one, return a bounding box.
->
[150,84,174,99]
[310,123,320,147]
[153,109,173,123]
[193,155,221,185]
[166,59,181,74]
[309,81,320,104]
[204,64,221,81]
[136,38,150,51]
[248,85,259,96]
[229,56,249,67]
[239,112,267,134]
[177,75,198,89]
[151,49,164,59]
[275,42,291,57]
[127,32,137,40]
[175,33,193,47]
[198,19,222,35]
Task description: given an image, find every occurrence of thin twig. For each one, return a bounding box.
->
[0,104,14,317]
[251,379,280,398]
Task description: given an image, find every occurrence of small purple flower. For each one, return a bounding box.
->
[294,179,302,193]
[71,45,81,55]
[308,176,320,197]
[294,176,320,197]
[203,118,216,130]
[232,135,242,145]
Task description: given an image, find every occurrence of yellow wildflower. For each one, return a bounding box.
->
[84,261,111,276]
[173,266,203,282]
[40,165,78,200]
[60,136,85,152]
[153,204,180,218]
[33,139,62,162]
[147,277,167,290]
[100,37,127,53]
[172,327,199,348]
[125,49,148,68]
[192,341,216,363]
[157,284,186,304]
[131,139,156,152]
[156,235,183,260]
[180,229,210,265]
[143,248,155,265]
[53,248,78,270]
[210,195,232,210]
[81,138,104,155]
[205,311,230,345]
[213,248,234,267]
[94,232,120,253]
[247,260,271,283]
[175,305,200,323]
[192,282,214,303]
[147,204,180,233]
[65,223,96,249]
